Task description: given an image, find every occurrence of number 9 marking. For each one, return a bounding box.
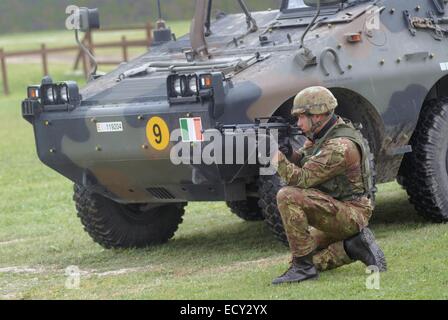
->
[146,117,170,151]
[153,124,162,144]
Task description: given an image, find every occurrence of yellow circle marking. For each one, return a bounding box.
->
[146,117,170,151]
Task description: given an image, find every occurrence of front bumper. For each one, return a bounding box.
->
[25,99,255,204]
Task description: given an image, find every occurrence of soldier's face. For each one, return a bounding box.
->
[297,114,326,134]
[297,114,313,133]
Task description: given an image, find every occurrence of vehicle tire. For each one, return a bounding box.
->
[73,184,186,249]
[398,97,448,222]
[226,197,264,221]
[254,122,303,246]
[258,174,289,245]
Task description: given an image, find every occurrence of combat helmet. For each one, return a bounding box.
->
[291,86,338,116]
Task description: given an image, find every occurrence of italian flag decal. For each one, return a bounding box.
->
[179,117,204,142]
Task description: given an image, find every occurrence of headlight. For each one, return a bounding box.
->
[167,74,199,98]
[43,85,56,104]
[57,84,69,104]
[38,81,80,106]
[167,72,225,109]
[187,75,198,96]
[173,77,183,96]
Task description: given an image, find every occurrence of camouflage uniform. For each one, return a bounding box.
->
[277,117,374,271]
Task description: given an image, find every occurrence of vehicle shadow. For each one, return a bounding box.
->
[169,220,285,255]
[370,186,427,225]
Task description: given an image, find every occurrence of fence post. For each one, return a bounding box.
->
[0,48,10,95]
[41,44,49,76]
[146,21,153,46]
[121,36,128,62]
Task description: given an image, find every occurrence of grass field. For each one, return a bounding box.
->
[1,27,448,300]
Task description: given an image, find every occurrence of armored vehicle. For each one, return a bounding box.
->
[22,0,448,248]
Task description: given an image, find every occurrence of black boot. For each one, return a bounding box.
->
[272,253,319,285]
[343,227,387,272]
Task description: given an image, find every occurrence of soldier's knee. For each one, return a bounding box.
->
[276,187,295,204]
[276,187,307,205]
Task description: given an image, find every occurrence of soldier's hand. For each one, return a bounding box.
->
[279,137,294,161]
[303,139,314,149]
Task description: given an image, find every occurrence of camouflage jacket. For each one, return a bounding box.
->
[277,117,368,201]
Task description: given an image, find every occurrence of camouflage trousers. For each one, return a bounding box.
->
[277,187,373,271]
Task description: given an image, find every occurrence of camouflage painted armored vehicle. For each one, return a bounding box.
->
[22,0,448,248]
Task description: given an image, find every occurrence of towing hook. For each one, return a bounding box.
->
[320,47,345,77]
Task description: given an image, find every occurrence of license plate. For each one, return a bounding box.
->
[96,122,123,133]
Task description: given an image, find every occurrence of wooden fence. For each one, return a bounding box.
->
[0,22,152,96]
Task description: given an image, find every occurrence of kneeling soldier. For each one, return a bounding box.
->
[272,86,387,285]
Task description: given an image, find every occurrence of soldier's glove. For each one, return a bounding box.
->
[279,137,294,162]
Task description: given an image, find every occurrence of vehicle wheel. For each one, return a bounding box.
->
[226,197,264,221]
[254,119,303,245]
[73,185,186,249]
[258,175,289,245]
[398,97,448,222]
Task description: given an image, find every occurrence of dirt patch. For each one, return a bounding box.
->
[0,256,289,279]
[94,266,161,277]
[0,239,27,246]
[0,237,51,247]
[0,266,46,274]
[0,264,162,278]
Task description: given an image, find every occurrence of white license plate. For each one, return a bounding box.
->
[96,122,123,133]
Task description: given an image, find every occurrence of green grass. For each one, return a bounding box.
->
[1,29,448,300]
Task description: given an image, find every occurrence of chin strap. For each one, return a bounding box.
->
[308,112,336,141]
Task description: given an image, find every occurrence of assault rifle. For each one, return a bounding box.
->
[213,116,303,179]
[216,116,303,140]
